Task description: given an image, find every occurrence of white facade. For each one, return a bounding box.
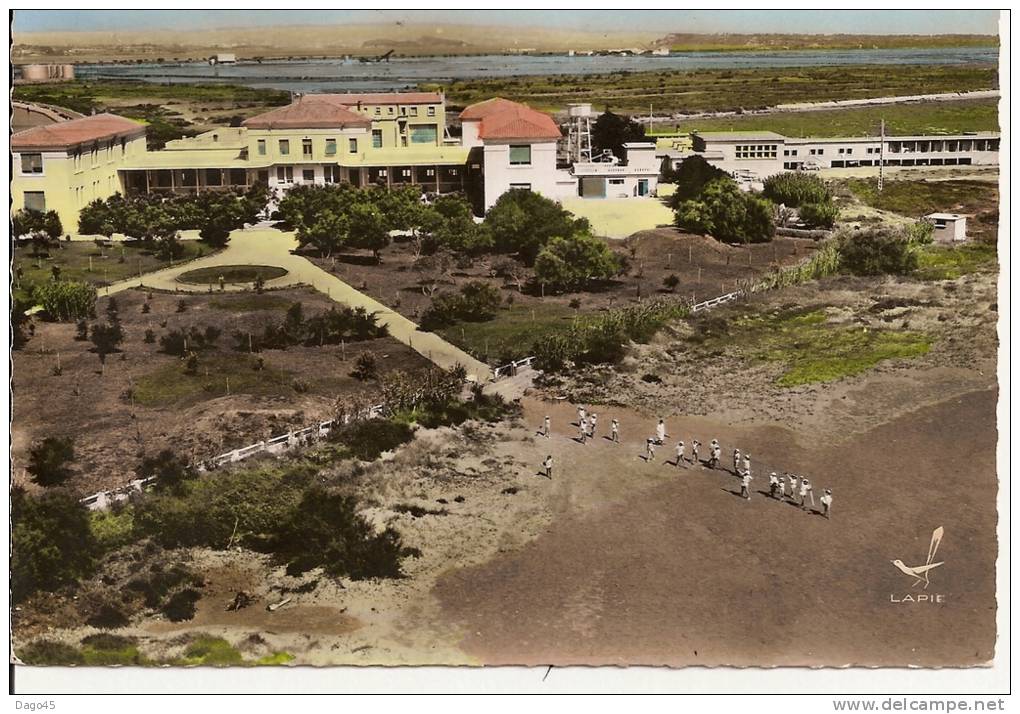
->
[572,142,660,198]
[481,141,577,210]
[926,213,968,243]
[664,131,1002,183]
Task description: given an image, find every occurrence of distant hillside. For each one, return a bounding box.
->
[657,33,1000,52]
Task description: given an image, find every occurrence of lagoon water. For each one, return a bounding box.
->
[77,47,997,94]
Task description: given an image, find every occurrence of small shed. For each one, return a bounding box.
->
[926,213,967,243]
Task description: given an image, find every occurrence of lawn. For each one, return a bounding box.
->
[177,265,288,285]
[561,196,675,239]
[438,301,578,364]
[671,98,1000,138]
[13,240,210,301]
[703,307,932,387]
[131,353,293,407]
[915,242,999,281]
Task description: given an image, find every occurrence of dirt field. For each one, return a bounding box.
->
[12,287,428,495]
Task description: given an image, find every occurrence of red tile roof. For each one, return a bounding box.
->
[461,98,562,141]
[11,113,145,151]
[327,92,443,106]
[242,95,373,129]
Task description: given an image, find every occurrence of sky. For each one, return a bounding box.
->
[12,9,1001,36]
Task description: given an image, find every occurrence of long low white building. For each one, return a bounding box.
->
[660,130,1000,181]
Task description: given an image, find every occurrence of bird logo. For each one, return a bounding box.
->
[891,526,944,589]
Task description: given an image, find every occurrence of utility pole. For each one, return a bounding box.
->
[649,103,654,135]
[878,118,885,193]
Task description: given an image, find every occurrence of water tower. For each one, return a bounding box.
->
[566,103,593,163]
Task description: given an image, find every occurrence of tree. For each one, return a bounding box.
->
[297,208,349,257]
[27,436,75,487]
[485,190,589,265]
[592,110,647,159]
[534,233,623,291]
[13,209,63,240]
[137,449,195,494]
[666,155,732,204]
[346,202,390,261]
[838,227,919,276]
[270,486,405,579]
[12,487,97,603]
[663,273,680,292]
[673,179,775,244]
[197,201,236,247]
[90,321,125,372]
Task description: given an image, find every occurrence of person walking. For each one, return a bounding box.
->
[788,474,800,502]
[610,419,620,443]
[543,455,553,479]
[589,413,598,439]
[742,453,752,478]
[769,472,780,499]
[656,419,667,445]
[799,478,815,509]
[579,416,588,444]
[645,438,656,462]
[691,439,701,465]
[708,439,720,469]
[675,440,685,468]
[732,448,741,475]
[539,415,551,438]
[577,406,586,426]
[740,471,753,500]
[820,488,833,519]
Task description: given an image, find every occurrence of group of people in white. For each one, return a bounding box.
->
[539,408,834,519]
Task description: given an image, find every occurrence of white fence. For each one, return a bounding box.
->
[491,356,537,381]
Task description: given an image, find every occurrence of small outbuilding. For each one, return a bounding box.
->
[925,213,968,243]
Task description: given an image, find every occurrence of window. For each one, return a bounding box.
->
[410,107,418,117]
[302,138,313,158]
[324,165,338,183]
[783,149,798,157]
[400,106,407,116]
[279,139,290,155]
[23,191,46,212]
[427,106,436,117]
[303,169,315,182]
[509,145,532,165]
[845,148,853,155]
[608,178,625,185]
[809,148,825,156]
[349,138,358,154]
[410,125,438,145]
[257,170,270,184]
[401,169,411,178]
[388,106,394,115]
[277,166,293,183]
[372,129,383,148]
[257,139,267,156]
[509,183,531,191]
[374,107,381,116]
[20,153,43,174]
[325,138,336,156]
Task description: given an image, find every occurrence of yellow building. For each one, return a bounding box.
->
[11,113,146,233]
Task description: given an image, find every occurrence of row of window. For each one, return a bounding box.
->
[271,165,458,184]
[255,126,438,157]
[734,144,778,160]
[358,105,437,118]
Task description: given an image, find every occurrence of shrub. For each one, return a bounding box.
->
[351,352,378,380]
[838,227,919,276]
[673,179,775,244]
[663,274,680,292]
[90,508,136,553]
[90,321,124,362]
[161,588,201,622]
[27,436,75,486]
[137,449,195,493]
[763,172,831,207]
[331,418,414,460]
[12,487,97,603]
[80,634,145,665]
[798,202,840,229]
[181,636,243,666]
[485,190,590,264]
[35,281,97,322]
[16,640,84,666]
[533,233,623,291]
[666,155,731,203]
[421,281,503,329]
[270,486,406,579]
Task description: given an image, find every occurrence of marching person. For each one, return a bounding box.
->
[579,415,588,444]
[742,453,752,478]
[675,440,685,468]
[733,448,741,475]
[589,413,598,439]
[610,418,620,443]
[691,439,701,466]
[577,406,586,426]
[708,439,720,469]
[820,488,833,519]
[740,470,753,500]
[799,477,815,509]
[645,438,656,462]
[788,474,800,502]
[769,472,780,499]
[543,455,553,480]
[656,419,667,445]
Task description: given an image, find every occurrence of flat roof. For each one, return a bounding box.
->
[927,213,966,220]
[693,131,786,142]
